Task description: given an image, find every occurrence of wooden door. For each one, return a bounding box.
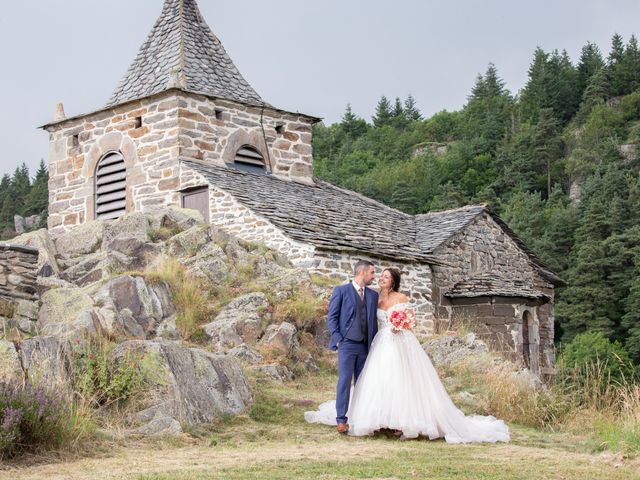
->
[182,188,209,224]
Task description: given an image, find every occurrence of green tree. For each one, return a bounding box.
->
[24,159,49,222]
[403,95,422,121]
[576,42,605,102]
[340,104,368,139]
[607,33,626,96]
[615,35,640,95]
[372,96,393,128]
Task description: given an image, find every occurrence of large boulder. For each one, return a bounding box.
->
[103,212,151,248]
[53,220,104,259]
[166,225,209,258]
[10,229,60,277]
[112,340,252,425]
[94,275,176,339]
[37,287,95,336]
[20,336,72,386]
[258,321,299,355]
[147,207,204,233]
[228,344,264,365]
[250,364,294,382]
[182,242,230,283]
[0,340,23,381]
[422,333,489,368]
[12,299,39,335]
[203,292,269,350]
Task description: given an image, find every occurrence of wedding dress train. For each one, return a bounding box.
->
[305,303,510,443]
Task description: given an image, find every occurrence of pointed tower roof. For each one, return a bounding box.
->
[106,0,265,108]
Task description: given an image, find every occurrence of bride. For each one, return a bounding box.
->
[305,267,510,443]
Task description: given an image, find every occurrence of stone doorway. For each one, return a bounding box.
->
[182,187,209,224]
[522,310,540,375]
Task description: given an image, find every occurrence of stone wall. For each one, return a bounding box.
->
[0,244,38,302]
[44,90,316,234]
[431,212,555,373]
[179,166,316,267]
[179,166,435,337]
[313,251,434,338]
[0,244,39,337]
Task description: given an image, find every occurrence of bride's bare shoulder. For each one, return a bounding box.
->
[392,292,409,304]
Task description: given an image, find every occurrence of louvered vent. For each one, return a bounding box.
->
[95,152,127,220]
[233,146,266,173]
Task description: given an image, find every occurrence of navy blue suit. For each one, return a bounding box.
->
[327,283,379,424]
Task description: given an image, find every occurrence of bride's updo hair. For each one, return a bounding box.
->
[385,267,402,292]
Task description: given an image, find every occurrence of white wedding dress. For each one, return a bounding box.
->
[305,303,510,443]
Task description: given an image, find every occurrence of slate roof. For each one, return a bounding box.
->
[445,272,551,302]
[415,205,564,286]
[415,205,486,253]
[182,160,437,263]
[182,161,563,285]
[107,0,265,108]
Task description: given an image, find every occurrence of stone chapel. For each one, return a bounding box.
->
[41,0,563,376]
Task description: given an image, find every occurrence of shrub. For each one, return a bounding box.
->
[0,380,90,459]
[558,331,635,385]
[71,338,146,407]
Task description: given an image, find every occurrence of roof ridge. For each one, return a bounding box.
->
[416,204,487,218]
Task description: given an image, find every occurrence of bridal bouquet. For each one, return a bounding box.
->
[388,307,416,332]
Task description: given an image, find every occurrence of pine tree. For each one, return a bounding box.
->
[0,174,11,235]
[534,108,562,198]
[622,250,640,363]
[340,104,367,139]
[24,159,49,222]
[403,95,422,121]
[463,63,513,153]
[520,48,553,123]
[372,96,393,128]
[391,97,408,129]
[607,33,626,96]
[616,35,640,95]
[576,42,605,102]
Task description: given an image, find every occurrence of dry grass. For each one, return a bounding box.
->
[145,259,211,339]
[3,372,640,480]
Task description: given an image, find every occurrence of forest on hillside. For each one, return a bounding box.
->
[313,34,640,365]
[1,35,639,365]
[0,160,48,238]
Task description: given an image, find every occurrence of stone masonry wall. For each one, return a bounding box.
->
[179,166,316,267]
[0,244,38,302]
[177,94,314,183]
[179,165,434,338]
[431,212,555,372]
[45,90,315,234]
[313,252,434,338]
[0,245,39,337]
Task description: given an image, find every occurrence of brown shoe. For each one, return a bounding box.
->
[337,422,349,434]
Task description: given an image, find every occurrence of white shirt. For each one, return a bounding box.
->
[351,280,365,300]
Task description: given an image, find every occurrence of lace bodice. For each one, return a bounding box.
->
[376,302,411,330]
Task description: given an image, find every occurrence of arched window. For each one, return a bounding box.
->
[233,145,266,174]
[95,151,127,220]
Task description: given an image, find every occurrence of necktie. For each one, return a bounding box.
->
[358,287,364,301]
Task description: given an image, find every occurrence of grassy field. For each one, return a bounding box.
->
[1,371,639,480]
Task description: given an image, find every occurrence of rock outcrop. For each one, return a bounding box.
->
[0,207,332,433]
[113,340,252,425]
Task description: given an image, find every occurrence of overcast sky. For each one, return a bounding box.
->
[2,0,640,177]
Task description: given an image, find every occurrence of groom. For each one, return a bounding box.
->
[327,260,379,433]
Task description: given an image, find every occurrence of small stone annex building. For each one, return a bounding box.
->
[41,0,562,376]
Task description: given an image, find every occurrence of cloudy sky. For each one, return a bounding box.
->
[2,0,640,177]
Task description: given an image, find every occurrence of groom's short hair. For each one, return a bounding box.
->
[354,260,375,275]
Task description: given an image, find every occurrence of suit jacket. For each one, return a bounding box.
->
[327,283,379,351]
